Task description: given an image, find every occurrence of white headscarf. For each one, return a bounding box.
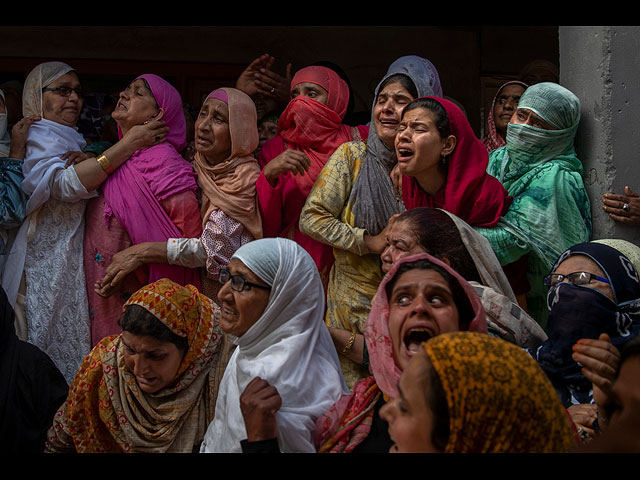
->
[200,238,347,453]
[1,62,89,307]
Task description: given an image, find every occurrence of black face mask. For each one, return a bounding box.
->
[534,283,638,403]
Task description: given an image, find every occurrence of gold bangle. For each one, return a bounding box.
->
[95,154,114,174]
[342,331,356,355]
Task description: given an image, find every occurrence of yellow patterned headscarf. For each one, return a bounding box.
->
[56,279,223,453]
[423,331,576,453]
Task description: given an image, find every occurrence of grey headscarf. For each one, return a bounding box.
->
[348,55,443,236]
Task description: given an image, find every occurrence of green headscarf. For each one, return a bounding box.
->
[477,82,591,328]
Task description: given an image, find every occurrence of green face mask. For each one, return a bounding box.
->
[505,122,576,167]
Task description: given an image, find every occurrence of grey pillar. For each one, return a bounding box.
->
[560,25,640,245]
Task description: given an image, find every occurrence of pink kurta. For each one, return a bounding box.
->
[84,190,201,347]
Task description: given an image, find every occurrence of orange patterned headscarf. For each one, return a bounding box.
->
[423,331,576,453]
[53,279,222,453]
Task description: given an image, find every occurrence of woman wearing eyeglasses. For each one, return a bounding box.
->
[530,240,640,442]
[200,237,347,453]
[1,62,169,384]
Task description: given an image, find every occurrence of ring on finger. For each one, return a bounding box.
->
[271,87,275,93]
[155,135,161,141]
[623,202,630,212]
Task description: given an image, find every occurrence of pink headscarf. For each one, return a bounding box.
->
[314,252,486,452]
[365,252,487,398]
[103,73,199,288]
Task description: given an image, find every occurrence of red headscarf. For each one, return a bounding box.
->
[402,96,511,227]
[276,66,354,193]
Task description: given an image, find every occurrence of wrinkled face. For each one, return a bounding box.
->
[493,84,525,136]
[510,107,557,130]
[217,258,271,338]
[553,254,614,301]
[42,71,83,127]
[195,97,232,165]
[373,81,414,149]
[387,268,460,372]
[290,82,329,104]
[112,78,161,133]
[122,331,184,394]
[380,348,442,453]
[381,220,425,274]
[395,107,450,179]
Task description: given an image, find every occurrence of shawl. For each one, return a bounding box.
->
[102,74,200,288]
[481,80,529,152]
[22,61,75,118]
[58,279,222,453]
[350,55,443,236]
[402,96,511,228]
[0,90,10,157]
[194,87,262,240]
[481,82,591,276]
[532,241,640,406]
[274,66,354,194]
[200,238,347,453]
[314,252,487,453]
[0,286,68,453]
[424,331,575,453]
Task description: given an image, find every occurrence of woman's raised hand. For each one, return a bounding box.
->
[122,119,169,151]
[263,149,311,187]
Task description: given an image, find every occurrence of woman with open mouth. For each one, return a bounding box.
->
[312,252,487,453]
[380,331,576,453]
[299,56,443,390]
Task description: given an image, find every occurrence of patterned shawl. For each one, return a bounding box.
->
[194,87,262,240]
[54,279,223,453]
[314,252,486,453]
[425,331,575,453]
[349,56,443,236]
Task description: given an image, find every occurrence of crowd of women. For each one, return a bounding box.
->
[1,52,639,454]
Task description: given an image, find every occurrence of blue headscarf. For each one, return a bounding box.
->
[531,241,640,407]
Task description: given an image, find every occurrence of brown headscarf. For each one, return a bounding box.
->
[194,87,263,240]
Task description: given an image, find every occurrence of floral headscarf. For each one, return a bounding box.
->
[425,331,575,453]
[49,279,222,453]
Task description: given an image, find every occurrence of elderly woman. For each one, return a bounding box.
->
[1,62,167,383]
[475,82,592,327]
[310,253,487,453]
[95,87,262,305]
[45,278,226,453]
[299,56,443,388]
[380,331,576,453]
[83,74,202,347]
[481,80,528,152]
[530,240,640,441]
[256,65,368,288]
[199,238,347,453]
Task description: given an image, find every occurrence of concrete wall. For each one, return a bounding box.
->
[560,26,640,244]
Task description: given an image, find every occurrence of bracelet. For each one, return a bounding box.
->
[95,154,114,174]
[342,331,356,355]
